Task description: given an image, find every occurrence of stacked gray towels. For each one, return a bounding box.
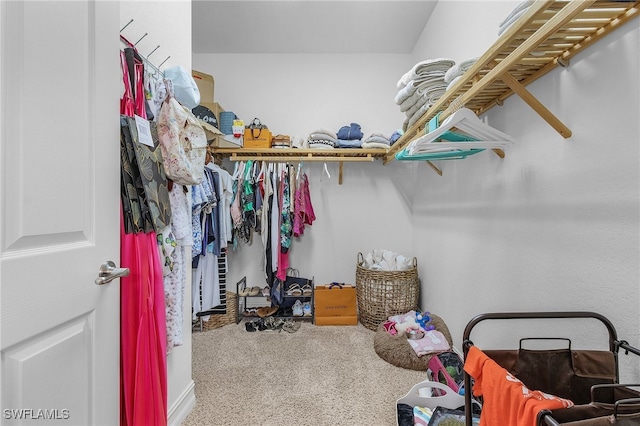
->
[444,57,479,91]
[361,133,392,149]
[395,58,455,131]
[307,128,337,149]
[498,1,533,36]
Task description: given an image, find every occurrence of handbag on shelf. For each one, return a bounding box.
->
[314,282,357,326]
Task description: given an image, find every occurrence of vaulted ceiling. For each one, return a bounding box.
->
[192,1,438,54]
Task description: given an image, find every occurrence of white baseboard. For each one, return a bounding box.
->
[168,380,196,426]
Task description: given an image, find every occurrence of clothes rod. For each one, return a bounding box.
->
[227,155,375,163]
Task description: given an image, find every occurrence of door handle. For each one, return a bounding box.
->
[95,261,130,285]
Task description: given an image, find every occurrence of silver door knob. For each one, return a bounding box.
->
[95,261,130,285]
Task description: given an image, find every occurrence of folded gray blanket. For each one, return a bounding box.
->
[498,1,533,36]
[444,57,479,83]
[397,58,455,89]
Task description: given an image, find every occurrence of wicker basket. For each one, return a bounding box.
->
[202,292,237,331]
[356,253,420,331]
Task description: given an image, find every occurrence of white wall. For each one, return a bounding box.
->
[199,54,413,140]
[119,2,195,424]
[410,1,640,381]
[194,53,420,288]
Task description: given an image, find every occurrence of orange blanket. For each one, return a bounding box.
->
[464,345,573,426]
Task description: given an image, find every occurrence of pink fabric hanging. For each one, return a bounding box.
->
[133,59,147,119]
[120,50,135,117]
[119,44,167,426]
[120,213,167,426]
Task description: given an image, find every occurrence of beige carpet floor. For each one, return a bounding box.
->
[182,321,426,426]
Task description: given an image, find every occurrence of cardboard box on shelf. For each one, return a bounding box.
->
[192,70,214,103]
[200,101,237,136]
[210,134,243,149]
[191,101,240,148]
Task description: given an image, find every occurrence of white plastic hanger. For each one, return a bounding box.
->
[321,163,331,181]
[406,108,514,155]
[296,162,302,180]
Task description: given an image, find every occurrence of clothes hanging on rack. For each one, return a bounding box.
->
[191,162,233,321]
[293,171,316,237]
[162,183,192,353]
[229,160,316,297]
[119,41,168,426]
[276,165,292,280]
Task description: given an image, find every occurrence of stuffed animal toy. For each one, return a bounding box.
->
[394,317,419,334]
[415,311,436,331]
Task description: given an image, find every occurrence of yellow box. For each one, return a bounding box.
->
[192,70,214,103]
[243,128,272,149]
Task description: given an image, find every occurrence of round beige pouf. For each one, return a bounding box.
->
[373,313,453,371]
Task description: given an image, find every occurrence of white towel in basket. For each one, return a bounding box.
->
[363,249,413,271]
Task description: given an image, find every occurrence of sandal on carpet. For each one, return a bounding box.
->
[263,317,285,331]
[245,321,258,332]
[282,319,301,333]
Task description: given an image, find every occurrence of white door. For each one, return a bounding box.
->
[1,1,121,425]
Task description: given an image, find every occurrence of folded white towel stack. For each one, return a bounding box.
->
[498,0,533,36]
[395,58,455,132]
